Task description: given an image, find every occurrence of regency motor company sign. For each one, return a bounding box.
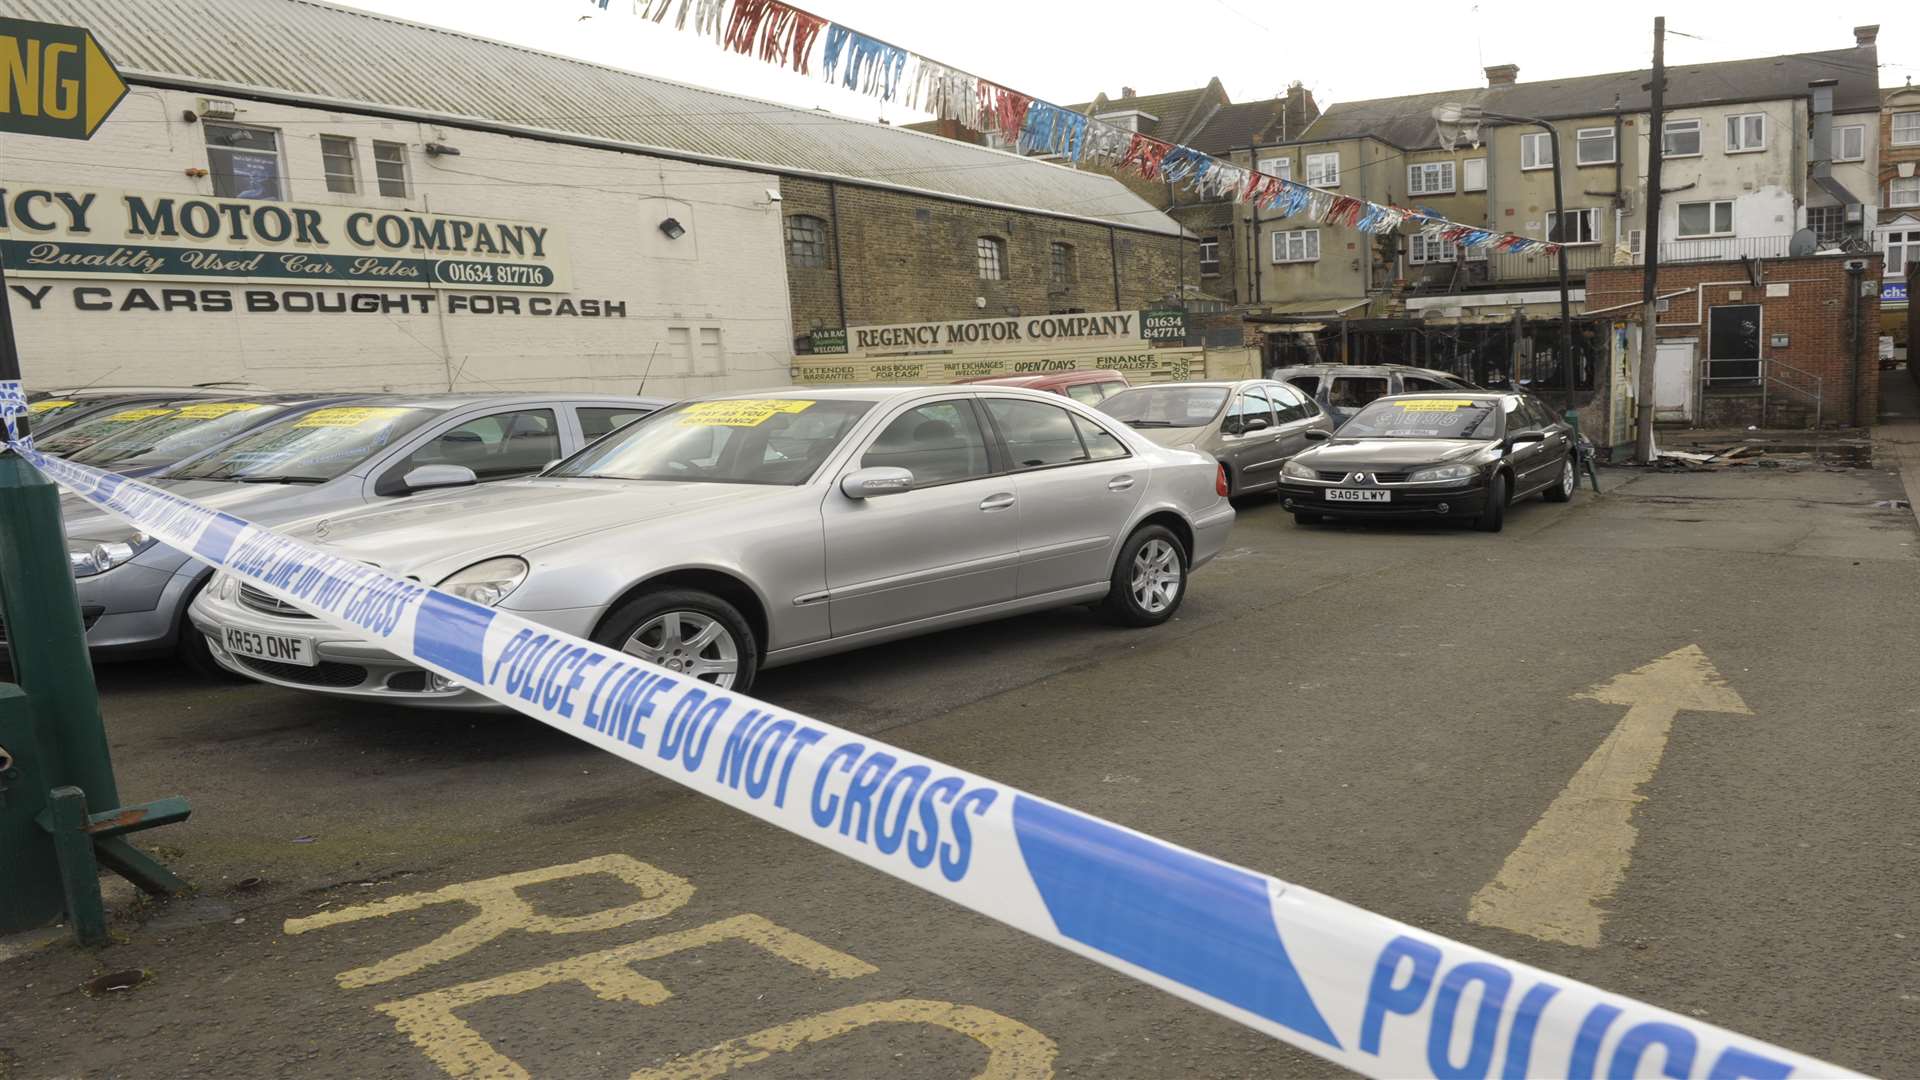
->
[0,186,568,290]
[845,309,1147,358]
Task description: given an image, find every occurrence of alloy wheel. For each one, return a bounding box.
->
[1561,460,1575,496]
[1130,539,1183,614]
[624,610,741,687]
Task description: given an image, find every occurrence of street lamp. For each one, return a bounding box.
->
[1433,105,1577,421]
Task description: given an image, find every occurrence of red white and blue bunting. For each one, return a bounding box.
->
[581,0,1561,258]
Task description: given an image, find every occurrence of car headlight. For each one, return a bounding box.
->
[1407,463,1476,483]
[211,571,238,601]
[68,530,153,577]
[437,557,529,607]
[1281,459,1318,481]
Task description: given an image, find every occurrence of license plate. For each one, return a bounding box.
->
[223,627,316,667]
[1326,488,1391,503]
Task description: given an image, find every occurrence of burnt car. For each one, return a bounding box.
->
[1276,392,1577,533]
[1269,364,1479,425]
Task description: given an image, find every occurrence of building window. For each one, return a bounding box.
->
[1576,127,1616,165]
[976,236,1006,280]
[372,140,409,197]
[1892,111,1920,147]
[1305,152,1339,187]
[1663,118,1702,157]
[1271,229,1320,263]
[1725,113,1766,153]
[1546,208,1600,245]
[785,215,827,267]
[1049,242,1075,286]
[1891,177,1920,209]
[320,135,357,194]
[1676,199,1734,237]
[1520,132,1552,170]
[1886,229,1920,276]
[1198,236,1220,276]
[1806,206,1844,244]
[1257,156,1291,180]
[1410,234,1484,264]
[1835,124,1866,162]
[203,122,284,200]
[1463,158,1487,192]
[1407,161,1455,195]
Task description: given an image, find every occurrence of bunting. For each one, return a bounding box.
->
[577,0,1562,259]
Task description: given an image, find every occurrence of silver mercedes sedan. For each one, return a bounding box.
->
[189,386,1236,705]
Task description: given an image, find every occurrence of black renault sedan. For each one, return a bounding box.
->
[1276,392,1576,533]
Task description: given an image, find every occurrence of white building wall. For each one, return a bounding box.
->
[1824,109,1881,236]
[1634,98,1805,257]
[0,88,794,398]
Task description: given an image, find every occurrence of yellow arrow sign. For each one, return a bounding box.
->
[0,17,127,141]
[1467,645,1751,947]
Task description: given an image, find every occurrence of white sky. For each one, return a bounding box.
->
[335,1,1917,123]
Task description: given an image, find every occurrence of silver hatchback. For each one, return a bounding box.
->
[189,386,1236,705]
[1099,380,1337,497]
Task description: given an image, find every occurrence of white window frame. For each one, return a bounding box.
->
[1662,118,1703,158]
[1463,158,1487,192]
[1407,233,1486,264]
[1835,123,1866,162]
[1575,127,1616,166]
[203,121,286,201]
[319,135,357,194]
[1257,156,1292,181]
[1892,111,1920,148]
[1271,228,1320,263]
[1520,132,1553,171]
[1407,161,1455,196]
[371,140,409,198]
[1198,236,1220,276]
[1891,177,1920,209]
[1725,112,1767,154]
[976,236,1006,280]
[1546,207,1601,246]
[1305,152,1339,188]
[1676,199,1735,238]
[1886,229,1920,276]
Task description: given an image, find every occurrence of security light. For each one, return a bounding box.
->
[658,217,686,240]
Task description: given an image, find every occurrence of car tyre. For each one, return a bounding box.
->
[1475,472,1508,533]
[594,588,759,693]
[1543,455,1577,502]
[1292,510,1322,526]
[1101,525,1188,628]
[178,580,242,680]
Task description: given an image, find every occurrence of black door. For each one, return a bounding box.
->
[1707,305,1762,385]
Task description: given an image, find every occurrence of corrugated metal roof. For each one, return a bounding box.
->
[5,0,1181,235]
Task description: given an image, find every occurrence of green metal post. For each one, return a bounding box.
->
[41,786,108,946]
[0,683,67,931]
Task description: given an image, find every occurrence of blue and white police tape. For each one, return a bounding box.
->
[0,378,30,452]
[7,437,1853,1080]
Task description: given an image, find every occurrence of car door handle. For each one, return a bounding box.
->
[979,492,1016,511]
[1107,475,1135,491]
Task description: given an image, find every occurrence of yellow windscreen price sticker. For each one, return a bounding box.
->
[1395,399,1476,411]
[104,408,176,422]
[27,399,75,412]
[293,407,415,429]
[678,400,816,427]
[175,402,266,420]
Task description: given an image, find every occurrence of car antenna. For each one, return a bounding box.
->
[66,363,126,394]
[635,342,661,398]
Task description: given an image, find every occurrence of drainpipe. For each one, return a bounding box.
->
[1244,143,1264,307]
[1846,259,1864,427]
[826,182,848,330]
[1108,226,1122,309]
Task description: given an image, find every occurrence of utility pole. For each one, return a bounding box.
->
[1635,16,1666,464]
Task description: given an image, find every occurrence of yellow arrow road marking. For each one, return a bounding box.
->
[1468,645,1751,947]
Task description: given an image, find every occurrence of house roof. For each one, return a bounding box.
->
[23,0,1182,236]
[1066,81,1226,142]
[1189,99,1292,156]
[1302,46,1881,150]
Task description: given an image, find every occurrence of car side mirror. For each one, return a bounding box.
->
[401,464,479,493]
[1303,428,1333,442]
[1242,416,1271,432]
[1506,431,1546,449]
[840,466,914,499]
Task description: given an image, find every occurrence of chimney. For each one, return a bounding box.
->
[1485,64,1519,88]
[1854,24,1878,46]
[1120,87,1136,100]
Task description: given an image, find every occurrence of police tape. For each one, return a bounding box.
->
[7,436,1853,1079]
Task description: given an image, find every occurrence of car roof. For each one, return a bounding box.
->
[957,369,1126,386]
[1272,364,1464,378]
[1107,379,1256,390]
[37,384,273,398]
[349,392,676,409]
[1380,391,1509,402]
[682,385,1088,403]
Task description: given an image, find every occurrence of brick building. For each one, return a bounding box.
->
[1586,254,1882,430]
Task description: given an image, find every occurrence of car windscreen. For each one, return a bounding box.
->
[63,401,287,468]
[170,405,440,483]
[35,403,191,456]
[549,398,874,485]
[1097,386,1229,428]
[25,397,87,424]
[1337,398,1502,439]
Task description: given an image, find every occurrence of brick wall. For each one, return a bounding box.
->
[781,178,1197,344]
[1586,254,1882,428]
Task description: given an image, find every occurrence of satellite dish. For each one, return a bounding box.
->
[1788,228,1818,257]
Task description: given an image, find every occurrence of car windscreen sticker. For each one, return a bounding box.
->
[175,402,266,420]
[292,406,416,429]
[103,408,177,422]
[1394,400,1475,411]
[28,399,75,412]
[677,399,816,427]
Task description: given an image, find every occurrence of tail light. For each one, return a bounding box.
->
[1215,464,1229,497]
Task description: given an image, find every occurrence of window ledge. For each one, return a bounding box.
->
[1724,147,1768,155]
[1663,151,1704,159]
[1520,165,1553,171]
[1576,159,1618,167]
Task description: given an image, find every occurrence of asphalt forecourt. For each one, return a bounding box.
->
[0,429,1856,1079]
